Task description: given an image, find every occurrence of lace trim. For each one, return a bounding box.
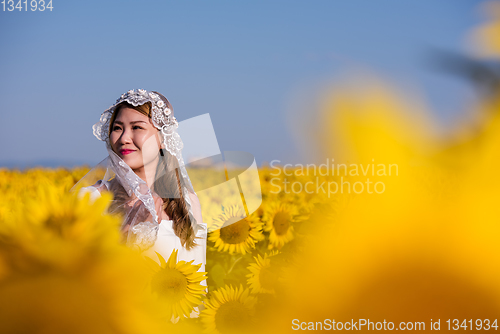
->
[92,89,179,151]
[107,147,159,224]
[128,221,159,251]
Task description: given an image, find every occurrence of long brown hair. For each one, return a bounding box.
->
[107,97,196,250]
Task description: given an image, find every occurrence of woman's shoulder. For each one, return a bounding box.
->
[93,179,110,192]
[78,185,102,202]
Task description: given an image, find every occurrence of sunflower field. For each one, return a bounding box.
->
[2,3,500,333]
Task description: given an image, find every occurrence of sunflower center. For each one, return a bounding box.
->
[272,211,290,236]
[151,268,188,303]
[259,266,278,291]
[219,217,250,244]
[214,300,251,334]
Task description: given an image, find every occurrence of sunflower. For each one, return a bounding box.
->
[0,262,169,334]
[246,253,279,294]
[145,249,207,320]
[0,179,169,334]
[208,205,263,255]
[201,285,257,334]
[262,201,299,250]
[0,182,122,274]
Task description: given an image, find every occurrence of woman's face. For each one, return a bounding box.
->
[109,106,162,171]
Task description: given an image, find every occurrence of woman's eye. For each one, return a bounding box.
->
[111,125,143,131]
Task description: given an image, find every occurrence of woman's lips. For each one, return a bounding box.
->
[120,149,135,155]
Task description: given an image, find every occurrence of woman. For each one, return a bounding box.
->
[75,89,207,300]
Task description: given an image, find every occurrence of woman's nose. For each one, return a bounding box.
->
[119,128,133,144]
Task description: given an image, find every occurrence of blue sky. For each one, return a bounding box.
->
[0,0,484,167]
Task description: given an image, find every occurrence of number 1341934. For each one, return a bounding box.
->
[2,0,53,11]
[446,319,498,331]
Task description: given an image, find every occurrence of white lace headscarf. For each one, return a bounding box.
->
[74,89,202,251]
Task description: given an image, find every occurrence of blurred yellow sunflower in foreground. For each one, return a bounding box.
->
[270,70,500,331]
[201,285,257,334]
[0,261,167,334]
[0,183,168,334]
[208,205,263,255]
[0,183,120,273]
[262,201,299,250]
[145,249,207,320]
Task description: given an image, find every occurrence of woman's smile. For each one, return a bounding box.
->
[119,149,136,155]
